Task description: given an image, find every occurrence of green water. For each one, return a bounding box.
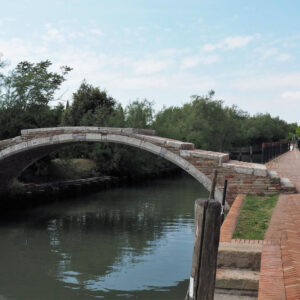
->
[0,174,208,300]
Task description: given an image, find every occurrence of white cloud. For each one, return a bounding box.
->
[276,53,291,62]
[0,38,47,64]
[261,48,278,59]
[259,48,291,62]
[223,36,254,49]
[42,24,65,43]
[234,73,300,90]
[203,44,218,52]
[280,91,300,103]
[158,48,191,57]
[112,73,216,90]
[132,59,171,75]
[90,28,104,36]
[181,55,219,69]
[203,35,256,52]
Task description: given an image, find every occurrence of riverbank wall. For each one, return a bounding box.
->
[0,168,182,212]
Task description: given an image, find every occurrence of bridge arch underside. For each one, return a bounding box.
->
[0,133,223,202]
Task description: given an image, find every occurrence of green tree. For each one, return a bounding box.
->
[296,127,300,137]
[6,60,71,106]
[125,99,154,128]
[154,92,246,151]
[0,60,71,138]
[244,114,289,144]
[62,81,116,126]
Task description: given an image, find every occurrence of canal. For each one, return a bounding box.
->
[0,174,208,300]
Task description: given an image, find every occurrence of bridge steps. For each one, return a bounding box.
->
[218,242,262,270]
[216,268,259,295]
[267,170,297,193]
[280,177,297,193]
[215,242,261,298]
[215,291,257,299]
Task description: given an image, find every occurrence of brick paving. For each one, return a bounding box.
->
[259,150,300,299]
[258,244,286,299]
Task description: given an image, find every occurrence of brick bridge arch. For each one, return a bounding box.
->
[0,127,292,204]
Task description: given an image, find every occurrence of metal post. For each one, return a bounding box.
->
[221,179,228,225]
[209,170,218,201]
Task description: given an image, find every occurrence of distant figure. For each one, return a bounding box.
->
[297,139,300,149]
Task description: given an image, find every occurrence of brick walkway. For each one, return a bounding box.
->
[258,150,300,299]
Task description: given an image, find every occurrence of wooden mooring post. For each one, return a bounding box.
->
[186,198,221,300]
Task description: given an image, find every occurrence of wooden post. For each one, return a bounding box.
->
[188,199,221,300]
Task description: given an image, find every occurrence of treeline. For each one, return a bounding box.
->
[0,60,298,179]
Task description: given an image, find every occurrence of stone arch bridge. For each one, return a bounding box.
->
[0,127,294,204]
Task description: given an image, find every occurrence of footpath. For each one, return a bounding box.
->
[259,149,300,299]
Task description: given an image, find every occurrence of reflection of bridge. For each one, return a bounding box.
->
[0,127,295,203]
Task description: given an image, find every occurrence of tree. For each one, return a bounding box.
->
[244,114,289,144]
[125,99,154,128]
[61,81,116,126]
[3,60,71,107]
[0,60,71,139]
[154,93,246,151]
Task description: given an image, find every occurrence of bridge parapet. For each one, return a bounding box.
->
[0,136,24,151]
[21,126,156,137]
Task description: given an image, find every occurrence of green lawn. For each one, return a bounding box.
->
[50,158,98,180]
[233,194,279,240]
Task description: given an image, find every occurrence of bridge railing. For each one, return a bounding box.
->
[261,141,290,163]
[229,142,290,163]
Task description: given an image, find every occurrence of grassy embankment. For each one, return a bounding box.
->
[19,158,98,183]
[233,194,279,240]
[50,158,98,180]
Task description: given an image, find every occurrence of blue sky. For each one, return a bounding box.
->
[0,0,300,122]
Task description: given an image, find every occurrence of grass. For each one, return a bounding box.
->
[233,194,279,240]
[50,158,98,180]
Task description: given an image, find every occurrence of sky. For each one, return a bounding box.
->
[0,0,300,123]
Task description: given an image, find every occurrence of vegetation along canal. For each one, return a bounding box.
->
[0,174,208,300]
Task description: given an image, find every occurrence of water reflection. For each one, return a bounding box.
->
[0,174,208,300]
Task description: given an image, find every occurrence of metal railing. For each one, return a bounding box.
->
[261,141,290,163]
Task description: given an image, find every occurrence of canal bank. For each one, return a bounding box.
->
[0,168,182,211]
